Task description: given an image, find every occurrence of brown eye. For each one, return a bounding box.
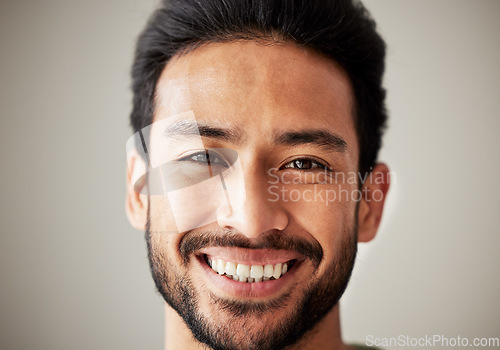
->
[282,158,327,170]
[293,159,312,169]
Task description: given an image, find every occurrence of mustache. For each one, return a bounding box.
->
[179,228,323,268]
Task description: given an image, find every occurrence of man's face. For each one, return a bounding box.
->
[144,41,360,350]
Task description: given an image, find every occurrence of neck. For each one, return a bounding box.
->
[164,302,351,350]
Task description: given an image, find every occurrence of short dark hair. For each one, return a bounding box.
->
[130,0,387,175]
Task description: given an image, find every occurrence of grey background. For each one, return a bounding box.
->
[0,1,498,349]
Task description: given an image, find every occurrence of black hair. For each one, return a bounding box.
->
[130,0,387,175]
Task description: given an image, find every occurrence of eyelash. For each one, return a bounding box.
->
[179,150,228,166]
[281,158,330,171]
[179,151,330,173]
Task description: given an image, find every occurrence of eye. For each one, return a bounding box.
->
[180,150,228,167]
[281,158,329,171]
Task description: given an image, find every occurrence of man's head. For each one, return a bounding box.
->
[126,1,389,349]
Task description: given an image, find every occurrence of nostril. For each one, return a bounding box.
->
[216,202,289,238]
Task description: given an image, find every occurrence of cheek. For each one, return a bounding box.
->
[148,197,185,259]
[281,184,358,265]
[147,171,232,234]
[148,198,177,234]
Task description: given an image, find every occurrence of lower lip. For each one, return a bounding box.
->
[195,255,301,298]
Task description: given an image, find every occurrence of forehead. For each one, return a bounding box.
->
[153,41,358,157]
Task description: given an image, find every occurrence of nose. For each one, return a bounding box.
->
[216,170,288,238]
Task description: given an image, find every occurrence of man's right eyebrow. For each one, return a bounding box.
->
[163,120,240,143]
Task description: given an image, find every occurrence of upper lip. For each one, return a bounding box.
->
[198,247,305,266]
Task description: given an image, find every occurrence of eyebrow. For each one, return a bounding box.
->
[163,120,347,152]
[275,129,348,153]
[163,120,240,143]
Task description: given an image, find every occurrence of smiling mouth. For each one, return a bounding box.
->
[203,254,297,283]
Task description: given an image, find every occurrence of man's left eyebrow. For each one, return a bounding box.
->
[275,129,348,153]
[163,120,240,142]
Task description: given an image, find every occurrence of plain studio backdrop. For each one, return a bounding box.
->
[0,1,499,349]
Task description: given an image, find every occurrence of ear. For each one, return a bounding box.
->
[357,163,390,242]
[125,149,148,230]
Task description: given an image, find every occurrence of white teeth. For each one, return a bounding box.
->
[206,256,293,283]
[217,259,226,275]
[210,259,217,272]
[263,264,274,277]
[250,265,264,279]
[225,261,237,276]
[236,264,250,278]
[273,263,282,279]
